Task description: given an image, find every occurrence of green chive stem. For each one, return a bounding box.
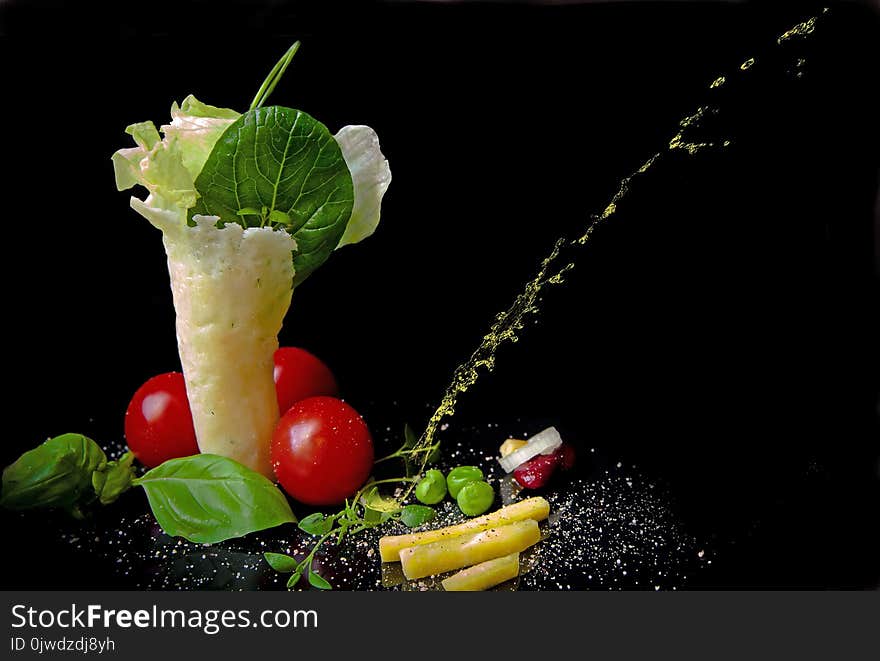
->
[249,41,301,111]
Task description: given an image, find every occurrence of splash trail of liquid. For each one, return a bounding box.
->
[401,9,828,496]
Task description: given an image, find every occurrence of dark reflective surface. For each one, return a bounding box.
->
[1,0,877,589]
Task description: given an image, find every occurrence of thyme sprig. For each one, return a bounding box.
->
[374,424,441,477]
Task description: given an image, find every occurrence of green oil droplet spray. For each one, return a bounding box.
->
[398,9,829,500]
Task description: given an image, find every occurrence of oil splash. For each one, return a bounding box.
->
[777,13,822,45]
[401,9,828,495]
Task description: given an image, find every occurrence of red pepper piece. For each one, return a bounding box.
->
[513,454,559,489]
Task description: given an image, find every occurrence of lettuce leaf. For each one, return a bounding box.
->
[111,95,239,229]
[335,125,392,248]
[112,94,392,281]
[161,95,241,179]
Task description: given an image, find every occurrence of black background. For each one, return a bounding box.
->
[1,0,877,589]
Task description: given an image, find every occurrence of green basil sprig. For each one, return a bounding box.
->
[92,451,136,505]
[1,433,107,517]
[1,434,296,543]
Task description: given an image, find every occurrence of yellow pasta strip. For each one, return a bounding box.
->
[399,519,540,580]
[441,553,520,591]
[379,496,549,562]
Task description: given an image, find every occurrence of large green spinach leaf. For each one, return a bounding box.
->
[190,105,354,286]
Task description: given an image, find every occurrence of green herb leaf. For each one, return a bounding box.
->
[264,552,299,573]
[236,207,262,217]
[362,506,394,525]
[1,434,107,512]
[91,471,107,498]
[399,504,435,528]
[287,568,304,589]
[308,570,332,590]
[361,506,381,524]
[267,209,292,225]
[298,512,334,536]
[190,106,355,286]
[132,454,296,543]
[93,451,136,505]
[361,485,401,514]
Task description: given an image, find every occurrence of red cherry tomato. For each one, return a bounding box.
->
[125,372,199,467]
[273,347,339,415]
[271,396,373,506]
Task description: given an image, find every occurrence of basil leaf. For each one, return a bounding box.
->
[93,451,136,505]
[132,454,296,543]
[1,434,107,512]
[399,504,435,528]
[287,568,303,589]
[191,105,355,286]
[264,552,298,573]
[308,570,332,590]
[298,512,333,536]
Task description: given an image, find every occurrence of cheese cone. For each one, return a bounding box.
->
[162,215,295,477]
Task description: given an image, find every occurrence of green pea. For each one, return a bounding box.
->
[415,469,448,505]
[446,466,484,499]
[456,480,495,517]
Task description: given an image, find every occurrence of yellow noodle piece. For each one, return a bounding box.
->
[441,553,520,591]
[379,496,549,562]
[400,520,540,580]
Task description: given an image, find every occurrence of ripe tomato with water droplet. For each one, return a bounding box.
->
[271,396,374,506]
[125,372,199,467]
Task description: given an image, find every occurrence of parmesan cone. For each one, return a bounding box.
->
[162,215,295,477]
